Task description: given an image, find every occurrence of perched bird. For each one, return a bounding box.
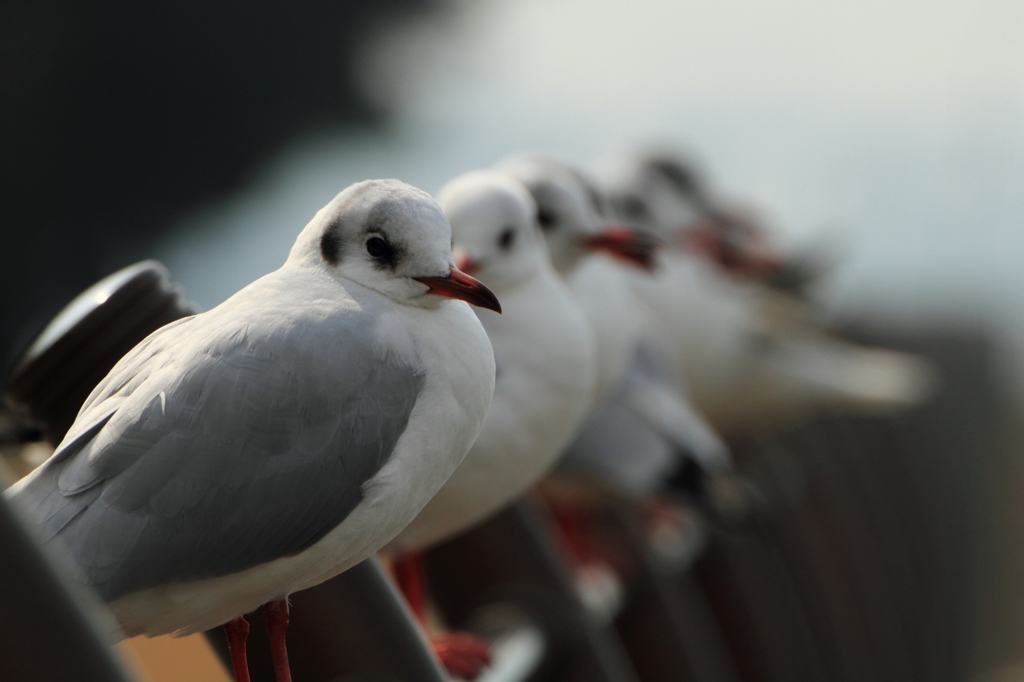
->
[601,152,755,257]
[7,179,500,682]
[495,156,658,401]
[498,157,737,607]
[601,148,933,431]
[383,170,597,679]
[389,170,596,554]
[497,155,729,487]
[604,148,822,292]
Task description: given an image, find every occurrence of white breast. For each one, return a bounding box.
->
[569,255,649,402]
[386,268,596,553]
[627,252,758,424]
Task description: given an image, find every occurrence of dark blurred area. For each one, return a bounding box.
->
[0,0,443,381]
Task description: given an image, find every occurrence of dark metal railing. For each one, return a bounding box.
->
[0,495,137,682]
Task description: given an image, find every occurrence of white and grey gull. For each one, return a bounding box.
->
[6,179,501,682]
[599,149,933,431]
[497,155,730,490]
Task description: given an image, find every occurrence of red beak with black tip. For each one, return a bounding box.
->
[415,266,501,313]
[583,225,661,271]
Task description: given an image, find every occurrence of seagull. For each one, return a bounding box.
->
[382,170,597,680]
[497,156,738,596]
[600,149,781,282]
[495,156,658,401]
[389,170,596,553]
[600,148,933,430]
[6,179,500,682]
[496,156,729,482]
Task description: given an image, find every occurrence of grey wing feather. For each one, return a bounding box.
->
[8,301,425,601]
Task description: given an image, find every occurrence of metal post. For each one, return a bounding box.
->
[426,496,640,682]
[0,496,138,682]
[603,502,741,682]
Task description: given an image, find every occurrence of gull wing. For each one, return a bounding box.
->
[9,295,425,602]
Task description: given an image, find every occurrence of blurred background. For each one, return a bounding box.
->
[3,0,1023,680]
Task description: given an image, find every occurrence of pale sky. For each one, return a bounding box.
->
[383,0,1024,107]
[160,0,1024,340]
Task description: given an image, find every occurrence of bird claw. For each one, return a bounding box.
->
[432,631,493,680]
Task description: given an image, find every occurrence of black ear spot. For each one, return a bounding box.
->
[537,207,557,231]
[320,230,340,265]
[498,227,516,250]
[649,158,701,196]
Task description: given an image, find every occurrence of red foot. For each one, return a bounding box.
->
[432,631,493,680]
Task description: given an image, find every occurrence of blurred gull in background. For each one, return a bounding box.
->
[599,149,937,432]
[382,170,596,678]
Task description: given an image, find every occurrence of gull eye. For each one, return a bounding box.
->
[498,227,516,250]
[366,235,396,265]
[536,208,557,231]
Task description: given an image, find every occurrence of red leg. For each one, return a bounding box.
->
[392,551,428,624]
[392,551,492,679]
[431,632,493,680]
[264,600,292,682]
[549,501,598,565]
[223,616,251,682]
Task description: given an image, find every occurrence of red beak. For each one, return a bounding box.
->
[415,266,501,313]
[453,251,481,275]
[679,221,720,256]
[682,221,782,280]
[583,225,660,271]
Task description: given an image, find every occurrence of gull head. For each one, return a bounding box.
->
[601,150,710,242]
[289,179,500,313]
[439,170,548,294]
[497,156,659,275]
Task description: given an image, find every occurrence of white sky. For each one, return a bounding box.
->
[385,0,1024,106]
[160,0,1024,341]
